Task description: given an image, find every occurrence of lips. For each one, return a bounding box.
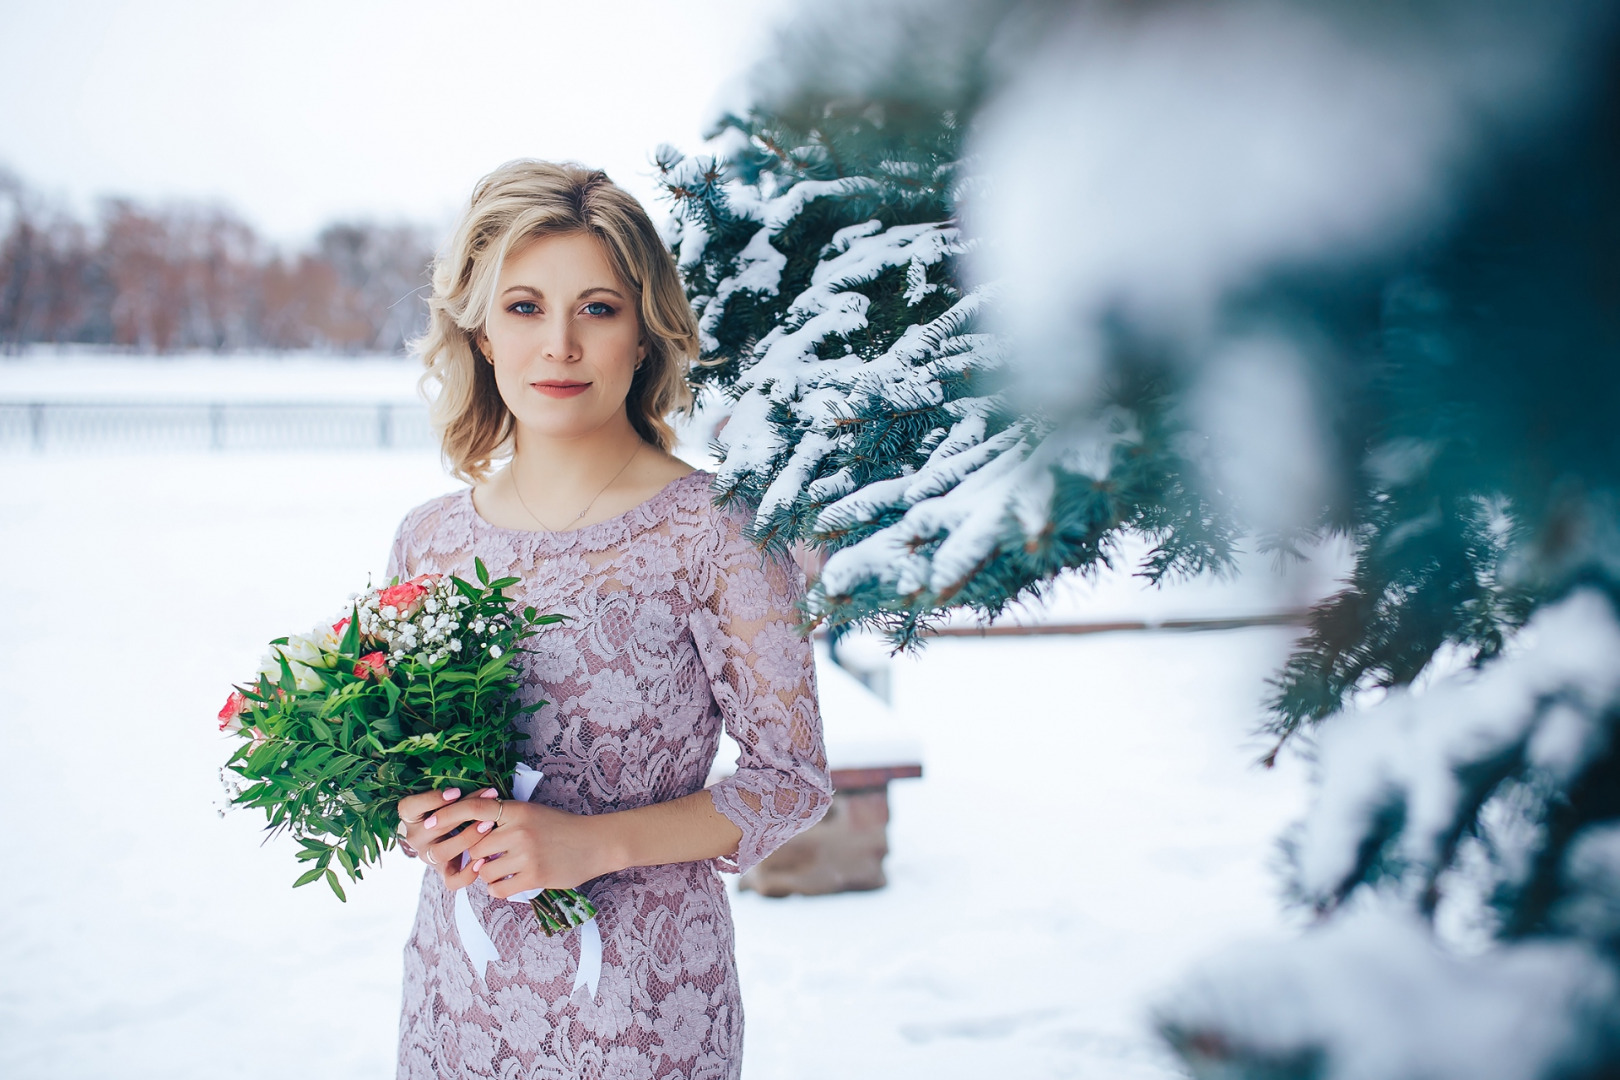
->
[532,380,590,399]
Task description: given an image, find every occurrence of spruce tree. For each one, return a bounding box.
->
[669,0,1620,1076]
[658,108,1237,645]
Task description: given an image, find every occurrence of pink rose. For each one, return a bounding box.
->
[331,616,351,638]
[376,573,440,617]
[217,690,248,732]
[354,651,391,680]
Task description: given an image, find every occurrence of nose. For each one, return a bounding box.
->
[538,309,581,363]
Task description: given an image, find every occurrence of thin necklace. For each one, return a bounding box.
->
[510,443,642,532]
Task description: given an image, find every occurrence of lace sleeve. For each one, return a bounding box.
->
[385,519,409,583]
[690,504,833,874]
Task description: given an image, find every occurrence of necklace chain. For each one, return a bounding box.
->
[511,443,642,533]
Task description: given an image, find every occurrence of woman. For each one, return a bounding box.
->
[387,160,831,1079]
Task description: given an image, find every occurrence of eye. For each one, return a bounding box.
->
[508,300,540,316]
[581,301,615,317]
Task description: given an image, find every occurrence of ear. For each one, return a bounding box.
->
[636,339,648,366]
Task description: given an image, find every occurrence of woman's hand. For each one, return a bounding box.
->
[395,786,497,886]
[394,787,622,896]
[464,800,624,898]
[395,785,745,895]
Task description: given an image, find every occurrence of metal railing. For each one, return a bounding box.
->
[0,401,435,452]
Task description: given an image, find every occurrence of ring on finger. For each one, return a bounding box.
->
[423,847,437,866]
[493,799,505,826]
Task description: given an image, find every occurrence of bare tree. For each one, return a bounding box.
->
[0,166,436,354]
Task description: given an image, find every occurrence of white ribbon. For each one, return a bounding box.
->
[450,762,602,998]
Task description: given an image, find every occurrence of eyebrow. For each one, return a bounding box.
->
[500,285,628,301]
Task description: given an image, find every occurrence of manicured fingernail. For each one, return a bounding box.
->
[423,816,437,829]
[479,788,498,798]
[443,789,461,801]
[471,858,485,871]
[477,820,493,833]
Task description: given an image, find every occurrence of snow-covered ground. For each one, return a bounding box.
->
[0,371,1316,1078]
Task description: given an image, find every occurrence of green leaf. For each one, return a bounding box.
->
[325,869,347,902]
[293,866,325,889]
[340,603,361,656]
[475,557,490,585]
[334,846,357,875]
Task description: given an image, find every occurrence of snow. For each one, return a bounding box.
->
[1556,825,1620,941]
[0,439,1309,1078]
[967,1,1593,418]
[1160,904,1620,1080]
[1145,589,1620,1080]
[665,142,1030,601]
[1294,589,1620,905]
[709,217,985,495]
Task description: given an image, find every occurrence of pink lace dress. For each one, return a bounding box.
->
[385,470,832,1080]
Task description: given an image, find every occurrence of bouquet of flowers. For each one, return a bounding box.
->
[217,558,596,937]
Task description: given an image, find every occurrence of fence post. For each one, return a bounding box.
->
[209,403,225,451]
[377,403,392,449]
[29,402,44,452]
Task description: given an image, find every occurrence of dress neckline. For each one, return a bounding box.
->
[462,468,709,545]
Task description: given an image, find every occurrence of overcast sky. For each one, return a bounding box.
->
[0,0,784,245]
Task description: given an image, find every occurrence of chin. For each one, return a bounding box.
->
[512,409,615,442]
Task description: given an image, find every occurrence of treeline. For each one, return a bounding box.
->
[0,168,435,353]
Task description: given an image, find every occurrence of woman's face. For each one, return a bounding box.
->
[481,230,646,443]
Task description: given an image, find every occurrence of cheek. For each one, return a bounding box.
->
[586,326,644,380]
[489,359,528,407]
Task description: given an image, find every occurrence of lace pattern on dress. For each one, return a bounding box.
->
[389,469,830,1080]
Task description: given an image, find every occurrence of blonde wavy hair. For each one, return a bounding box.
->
[415,160,699,483]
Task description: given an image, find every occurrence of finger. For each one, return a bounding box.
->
[423,821,492,867]
[465,837,512,877]
[398,786,464,823]
[441,858,479,892]
[486,864,538,900]
[420,793,503,832]
[474,856,513,885]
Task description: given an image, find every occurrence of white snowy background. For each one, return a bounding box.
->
[0,354,1317,1079]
